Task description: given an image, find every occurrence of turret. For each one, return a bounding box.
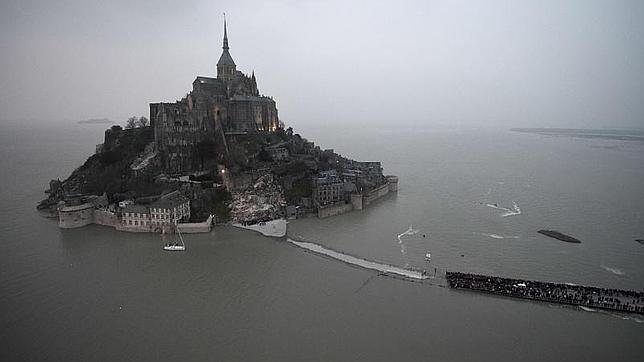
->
[251,70,259,95]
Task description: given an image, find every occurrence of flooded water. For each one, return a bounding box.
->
[1,121,643,361]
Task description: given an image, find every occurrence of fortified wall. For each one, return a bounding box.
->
[176,215,214,234]
[58,193,109,228]
[94,210,117,227]
[59,203,94,228]
[362,183,390,207]
[318,201,354,218]
[317,176,398,218]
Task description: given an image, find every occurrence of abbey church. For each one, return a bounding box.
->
[150,19,280,172]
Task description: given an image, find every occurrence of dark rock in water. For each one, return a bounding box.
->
[538,230,581,243]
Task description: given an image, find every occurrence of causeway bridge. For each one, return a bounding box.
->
[446,271,644,314]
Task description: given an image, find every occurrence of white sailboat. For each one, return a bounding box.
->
[163,223,185,251]
[425,252,431,262]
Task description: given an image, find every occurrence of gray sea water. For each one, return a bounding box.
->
[1,121,643,361]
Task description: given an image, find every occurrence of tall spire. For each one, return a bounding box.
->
[217,13,236,79]
[223,13,229,50]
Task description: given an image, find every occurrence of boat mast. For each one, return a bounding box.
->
[175,221,185,246]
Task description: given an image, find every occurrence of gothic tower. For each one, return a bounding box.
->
[217,16,236,82]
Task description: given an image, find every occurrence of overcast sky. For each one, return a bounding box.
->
[1,0,643,129]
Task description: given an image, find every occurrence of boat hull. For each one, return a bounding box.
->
[163,246,185,251]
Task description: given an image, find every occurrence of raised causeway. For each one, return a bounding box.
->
[446,271,644,314]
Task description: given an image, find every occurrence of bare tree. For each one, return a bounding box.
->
[125,116,138,129]
[137,116,149,127]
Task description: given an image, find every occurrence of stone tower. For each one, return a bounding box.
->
[216,17,236,82]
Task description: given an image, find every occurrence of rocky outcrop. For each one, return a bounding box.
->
[38,126,157,214]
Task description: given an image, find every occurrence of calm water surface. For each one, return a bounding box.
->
[1,121,643,361]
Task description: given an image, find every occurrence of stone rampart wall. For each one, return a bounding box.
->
[363,183,390,206]
[115,223,154,233]
[350,193,363,210]
[177,215,213,233]
[59,205,94,229]
[318,202,354,218]
[94,210,117,227]
[386,175,399,192]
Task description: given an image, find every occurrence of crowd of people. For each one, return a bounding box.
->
[446,271,644,314]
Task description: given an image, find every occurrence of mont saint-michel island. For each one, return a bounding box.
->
[33,19,644,318]
[5,2,644,360]
[37,21,399,238]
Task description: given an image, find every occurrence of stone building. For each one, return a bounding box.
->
[313,170,349,207]
[149,191,191,227]
[121,204,152,231]
[344,161,384,190]
[118,191,190,232]
[150,19,280,173]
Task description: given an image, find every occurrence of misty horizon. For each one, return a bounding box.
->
[1,0,643,129]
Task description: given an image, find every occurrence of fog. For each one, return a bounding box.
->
[1,0,643,129]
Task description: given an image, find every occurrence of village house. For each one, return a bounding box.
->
[121,204,152,231]
[313,170,346,207]
[149,191,191,227]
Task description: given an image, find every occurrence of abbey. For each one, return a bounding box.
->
[150,19,280,172]
[38,18,398,228]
